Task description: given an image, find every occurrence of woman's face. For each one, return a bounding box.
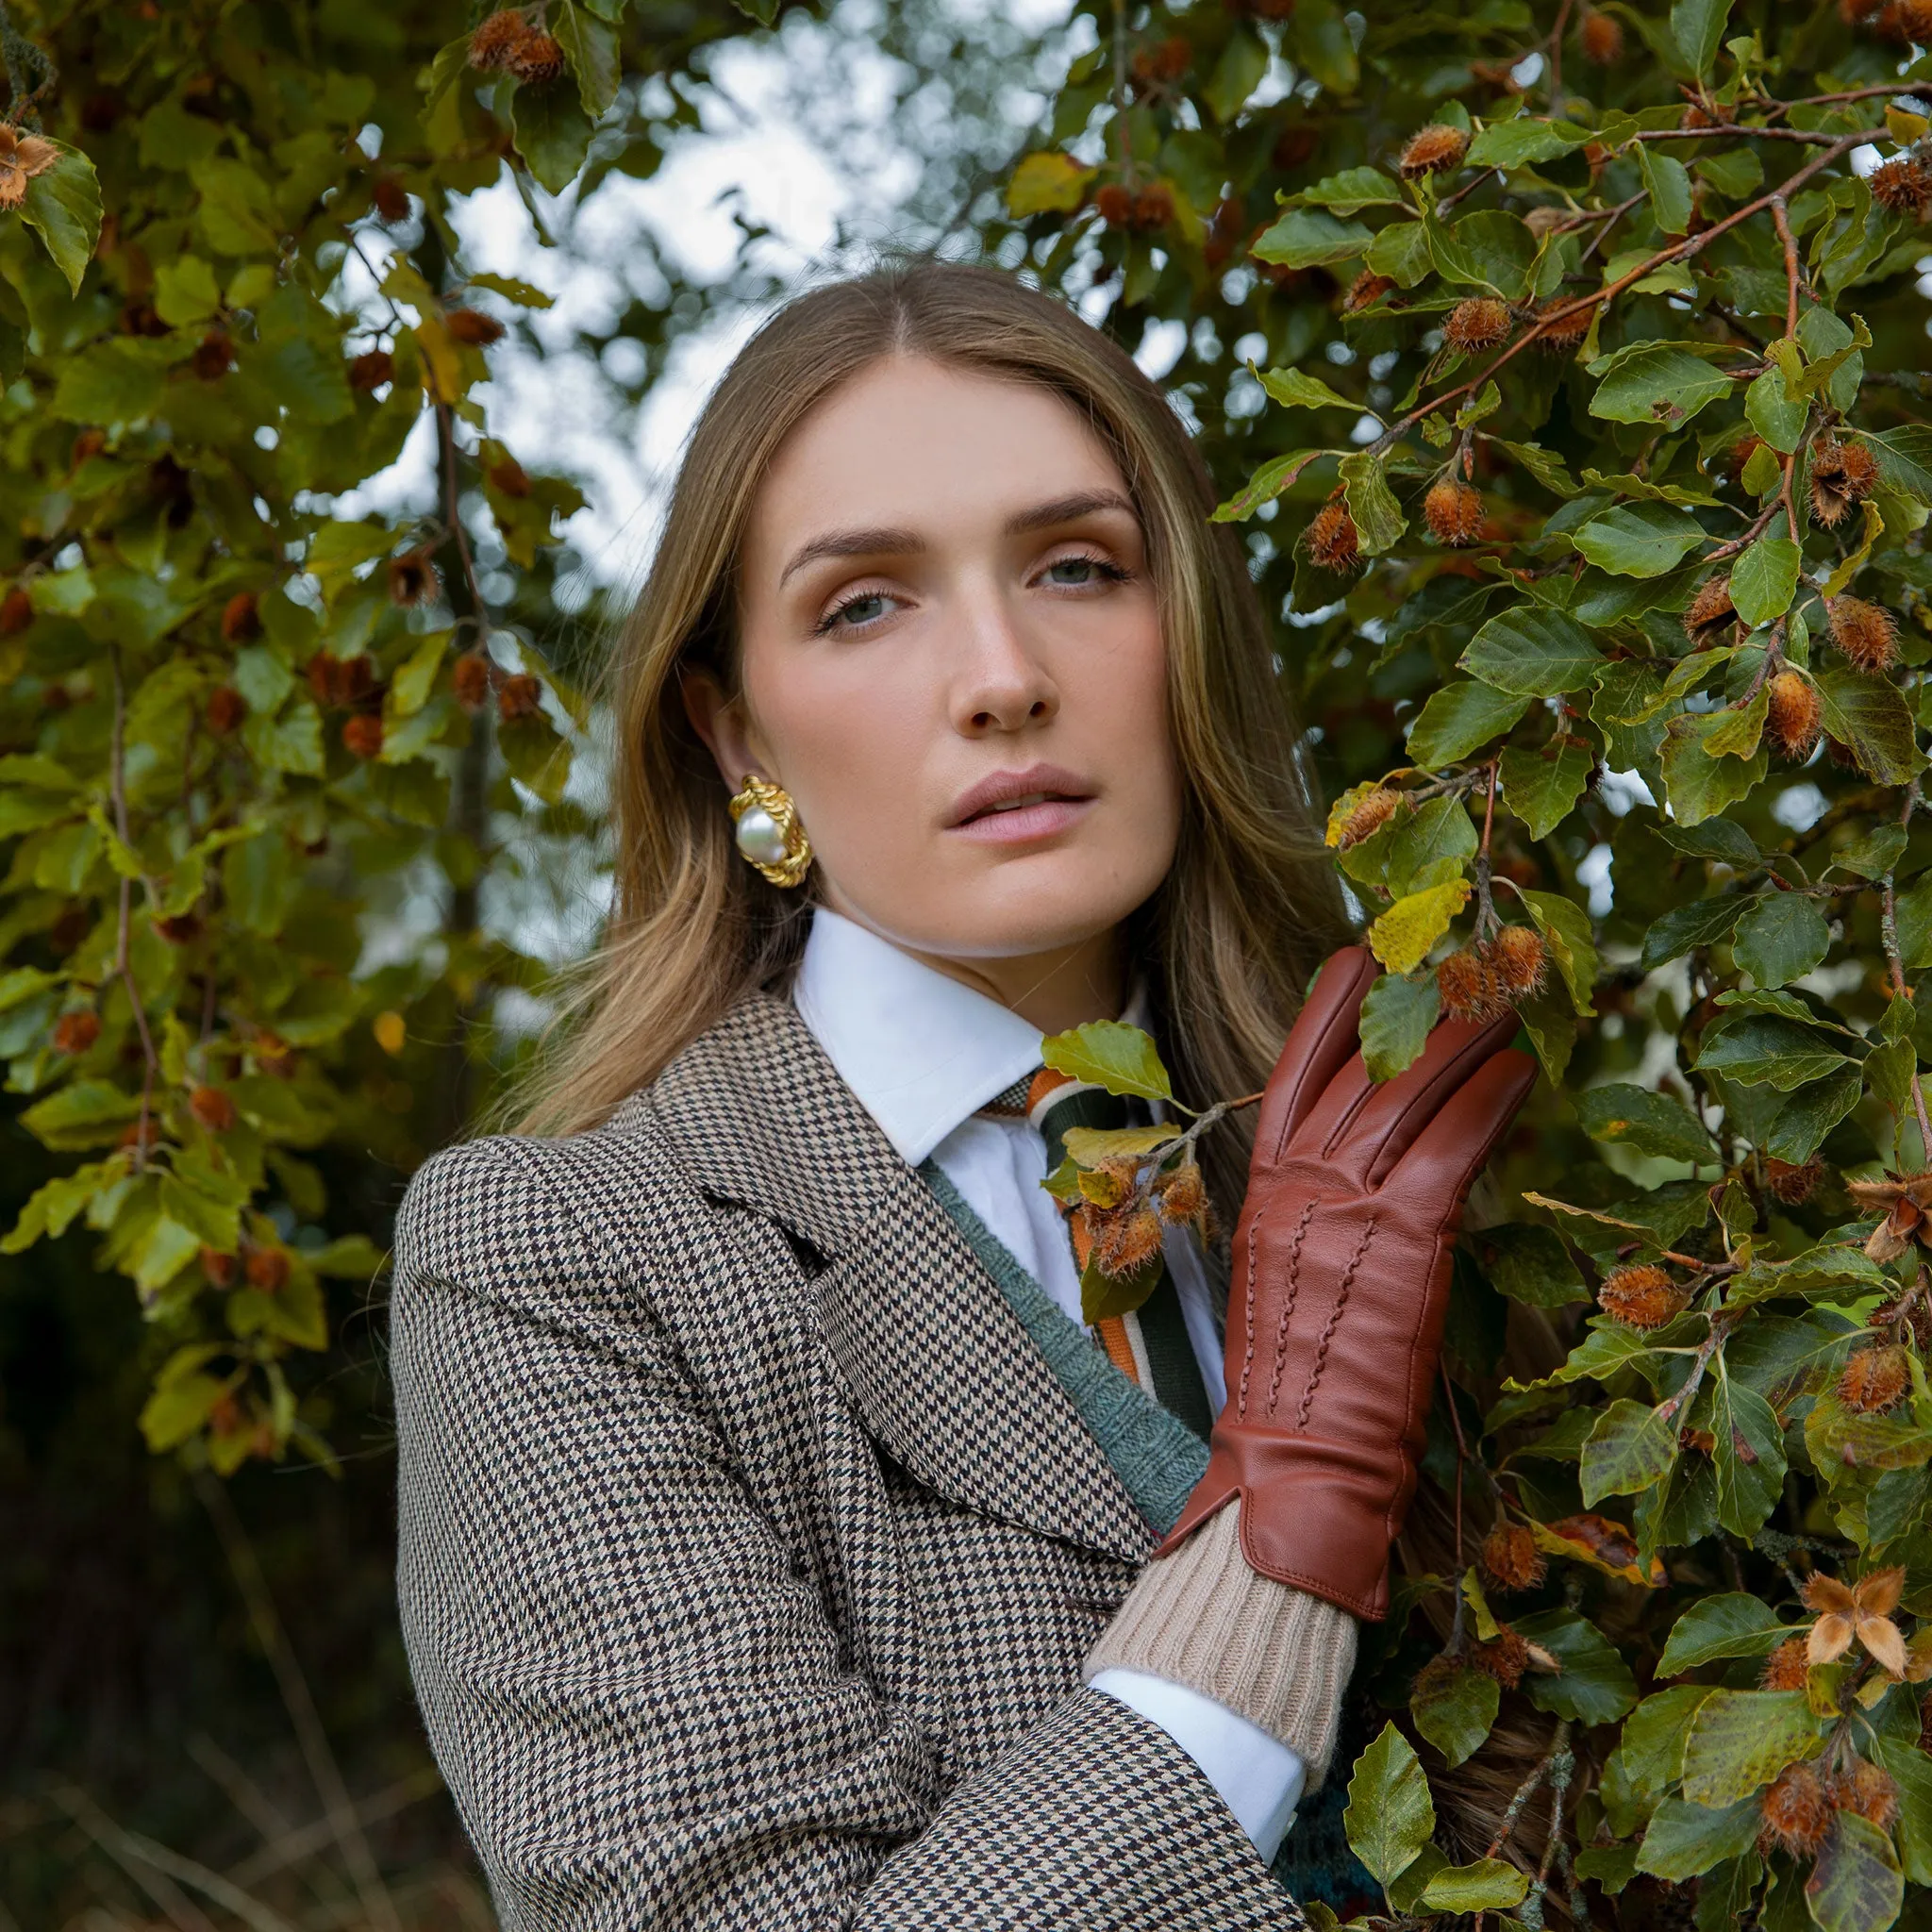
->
[688,355,1183,1014]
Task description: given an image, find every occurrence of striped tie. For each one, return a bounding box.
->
[987,1069,1213,1441]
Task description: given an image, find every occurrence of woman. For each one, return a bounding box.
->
[389,259,1533,1927]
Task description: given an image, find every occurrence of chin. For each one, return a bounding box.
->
[908,864,1164,962]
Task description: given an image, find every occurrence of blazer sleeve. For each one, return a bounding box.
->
[390,1138,1305,1931]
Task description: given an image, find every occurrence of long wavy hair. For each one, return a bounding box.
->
[503,258,1347,1208]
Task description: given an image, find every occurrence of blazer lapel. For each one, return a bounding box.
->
[642,993,1153,1564]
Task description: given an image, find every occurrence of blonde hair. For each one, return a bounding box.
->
[505,258,1345,1207]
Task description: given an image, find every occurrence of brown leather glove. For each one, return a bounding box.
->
[1151,944,1537,1620]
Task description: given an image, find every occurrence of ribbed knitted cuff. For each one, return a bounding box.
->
[1081,1499,1357,1784]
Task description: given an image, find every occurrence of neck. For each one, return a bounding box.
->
[821,895,1126,1032]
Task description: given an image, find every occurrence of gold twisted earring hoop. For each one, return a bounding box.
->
[727,774,813,889]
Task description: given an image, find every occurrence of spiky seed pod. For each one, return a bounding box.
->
[445,307,506,346]
[348,348,393,391]
[1133,184,1176,229]
[1760,1637,1811,1690]
[1443,297,1512,355]
[1842,0,1885,19]
[342,714,385,759]
[468,8,529,69]
[200,1246,237,1289]
[508,29,566,82]
[0,585,30,635]
[1580,8,1624,59]
[1489,925,1547,996]
[192,329,234,380]
[1828,595,1901,673]
[1480,1523,1545,1591]
[1157,1161,1208,1228]
[1424,478,1486,546]
[1599,1263,1690,1329]
[1876,0,1932,43]
[1761,1763,1834,1857]
[489,456,530,498]
[372,175,410,224]
[221,591,260,643]
[1336,786,1402,849]
[1765,672,1823,759]
[245,1245,291,1292]
[53,1010,101,1055]
[1438,947,1506,1022]
[1809,439,1879,527]
[452,653,493,710]
[388,550,439,608]
[1306,503,1360,572]
[1399,125,1469,179]
[1092,182,1135,227]
[1765,1157,1824,1204]
[1470,1628,1530,1689]
[1091,1204,1165,1276]
[190,1085,236,1132]
[1684,574,1739,649]
[1831,1759,1901,1830]
[1344,271,1396,312]
[154,913,204,945]
[498,673,543,722]
[1840,1344,1912,1414]
[337,654,376,705]
[206,686,245,737]
[1871,156,1932,219]
[1533,299,1592,351]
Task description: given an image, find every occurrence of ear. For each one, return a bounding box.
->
[680,669,771,792]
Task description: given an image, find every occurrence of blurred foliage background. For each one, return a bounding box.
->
[6,0,1932,1926]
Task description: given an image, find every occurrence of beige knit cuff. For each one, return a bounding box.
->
[1082,1498,1357,1784]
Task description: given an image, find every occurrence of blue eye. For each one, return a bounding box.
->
[814,591,897,635]
[1042,555,1128,588]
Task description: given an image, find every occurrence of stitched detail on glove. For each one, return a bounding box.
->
[1238,1204,1265,1420]
[1264,1198,1319,1420]
[1294,1215,1378,1428]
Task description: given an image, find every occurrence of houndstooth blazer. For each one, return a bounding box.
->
[390,991,1310,1929]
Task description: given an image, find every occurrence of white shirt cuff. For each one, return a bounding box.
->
[1089,1665,1307,1862]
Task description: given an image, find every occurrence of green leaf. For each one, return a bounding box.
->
[1337,452,1406,556]
[1041,1021,1174,1102]
[1410,1659,1499,1769]
[1814,667,1923,787]
[1873,1736,1932,1887]
[554,0,622,119]
[1730,538,1803,629]
[1693,1015,1853,1091]
[1514,1607,1639,1724]
[1465,117,1590,169]
[1252,207,1373,269]
[1763,1068,1863,1166]
[1359,971,1440,1082]
[511,76,595,195]
[1680,1690,1824,1807]
[1211,449,1324,523]
[1733,893,1831,988]
[1637,1796,1764,1880]
[1590,343,1737,427]
[1499,740,1592,839]
[1369,878,1472,975]
[1521,891,1599,1017]
[1640,896,1744,971]
[19,144,106,295]
[1573,503,1707,577]
[1460,608,1604,696]
[1342,1721,1435,1887]
[20,1080,142,1151]
[1475,1223,1588,1307]
[1574,1084,1714,1165]
[1859,425,1932,506]
[1656,1594,1786,1675]
[1257,367,1357,413]
[1581,1396,1682,1505]
[1283,166,1404,214]
[1744,367,1807,455]
[1638,146,1694,237]
[1419,1858,1529,1911]
[1386,796,1479,896]
[1659,711,1768,825]
[1204,24,1269,122]
[1365,220,1433,288]
[1406,681,1531,766]
[1287,0,1357,94]
[1806,1813,1904,1932]
[1671,0,1732,77]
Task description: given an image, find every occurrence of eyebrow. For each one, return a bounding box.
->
[776,489,1139,588]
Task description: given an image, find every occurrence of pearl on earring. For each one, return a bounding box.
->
[727,774,812,888]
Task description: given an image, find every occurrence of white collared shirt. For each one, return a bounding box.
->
[792,908,1306,1860]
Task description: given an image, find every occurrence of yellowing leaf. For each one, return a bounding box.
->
[1006,151,1093,217]
[1369,878,1472,975]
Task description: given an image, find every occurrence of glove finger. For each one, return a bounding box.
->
[1381,1045,1537,1207]
[1312,1008,1521,1183]
[1250,946,1379,1170]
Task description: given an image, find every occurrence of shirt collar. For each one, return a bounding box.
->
[792,908,1049,1165]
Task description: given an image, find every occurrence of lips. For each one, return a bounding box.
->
[947,763,1093,829]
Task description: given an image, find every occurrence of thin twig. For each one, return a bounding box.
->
[1547,0,1573,110]
[108,647,160,1167]
[1773,194,1802,338]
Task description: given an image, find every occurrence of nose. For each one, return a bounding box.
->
[949,582,1058,735]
